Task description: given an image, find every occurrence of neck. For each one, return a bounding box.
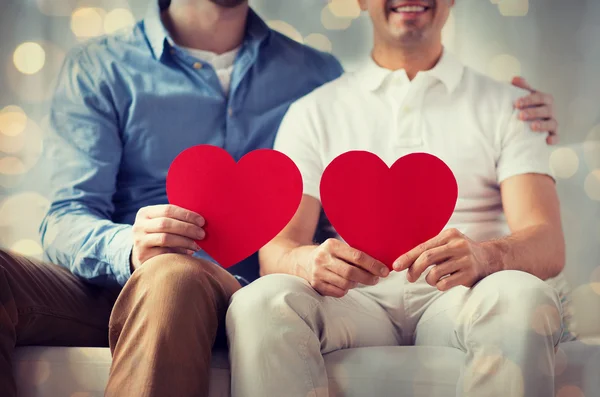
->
[162,1,248,54]
[371,40,443,80]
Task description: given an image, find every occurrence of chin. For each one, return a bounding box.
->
[209,0,246,8]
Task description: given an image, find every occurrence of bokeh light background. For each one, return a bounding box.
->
[0,0,599,336]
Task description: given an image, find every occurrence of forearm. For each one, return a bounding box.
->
[259,237,317,279]
[40,203,133,287]
[482,224,565,280]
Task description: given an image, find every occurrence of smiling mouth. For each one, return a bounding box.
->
[390,4,431,14]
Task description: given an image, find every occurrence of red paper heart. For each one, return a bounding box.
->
[166,145,303,268]
[320,151,458,270]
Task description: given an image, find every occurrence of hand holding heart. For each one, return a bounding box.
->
[393,228,491,291]
[303,238,390,298]
[130,204,206,270]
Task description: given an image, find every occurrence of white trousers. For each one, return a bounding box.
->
[226,269,565,397]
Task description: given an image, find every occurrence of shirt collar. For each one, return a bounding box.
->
[143,1,270,60]
[358,48,464,94]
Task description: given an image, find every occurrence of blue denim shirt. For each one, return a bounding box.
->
[38,2,343,288]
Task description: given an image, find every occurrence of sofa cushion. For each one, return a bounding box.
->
[14,340,600,397]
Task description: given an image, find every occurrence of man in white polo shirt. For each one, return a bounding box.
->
[226,0,570,396]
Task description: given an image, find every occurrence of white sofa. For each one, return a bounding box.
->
[13,338,600,396]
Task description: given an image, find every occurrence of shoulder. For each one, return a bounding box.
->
[285,71,353,116]
[265,30,344,81]
[461,66,526,112]
[63,22,146,71]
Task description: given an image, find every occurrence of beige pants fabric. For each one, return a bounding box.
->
[227,269,566,397]
[0,250,241,397]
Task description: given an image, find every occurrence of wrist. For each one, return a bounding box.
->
[481,240,508,275]
[289,245,318,280]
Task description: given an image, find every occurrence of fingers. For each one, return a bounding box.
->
[547,134,560,145]
[528,118,558,133]
[327,239,389,277]
[329,258,380,286]
[518,106,552,121]
[144,233,200,252]
[321,269,359,291]
[511,76,534,92]
[144,217,206,240]
[316,282,348,298]
[425,259,464,286]
[139,205,205,227]
[406,245,454,282]
[515,91,552,109]
[393,228,461,271]
[436,271,470,291]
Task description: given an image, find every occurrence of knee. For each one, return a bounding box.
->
[131,254,217,299]
[226,274,317,332]
[478,270,561,319]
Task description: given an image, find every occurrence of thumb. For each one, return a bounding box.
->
[511,76,534,92]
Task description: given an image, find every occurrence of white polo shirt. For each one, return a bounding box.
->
[274,49,553,243]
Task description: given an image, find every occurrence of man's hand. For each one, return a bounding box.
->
[512,77,559,145]
[131,204,206,271]
[392,229,495,291]
[303,239,390,298]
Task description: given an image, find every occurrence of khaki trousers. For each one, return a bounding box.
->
[0,250,240,397]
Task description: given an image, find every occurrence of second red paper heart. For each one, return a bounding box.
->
[320,151,458,270]
[166,145,303,268]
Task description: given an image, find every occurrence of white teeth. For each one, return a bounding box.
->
[393,5,426,12]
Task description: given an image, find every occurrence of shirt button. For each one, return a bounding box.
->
[403,106,412,113]
[228,108,233,117]
[193,62,203,70]
[170,48,175,55]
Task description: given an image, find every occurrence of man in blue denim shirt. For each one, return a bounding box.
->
[0,0,559,395]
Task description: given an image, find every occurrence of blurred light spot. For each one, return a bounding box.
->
[267,20,303,43]
[7,41,66,103]
[0,106,27,137]
[442,11,456,50]
[557,385,585,397]
[464,350,524,397]
[0,192,50,228]
[13,42,46,75]
[498,0,529,17]
[104,8,135,34]
[304,33,333,53]
[591,266,600,295]
[571,284,600,337]
[328,0,361,19]
[71,8,105,38]
[0,117,44,173]
[0,157,27,175]
[0,132,26,154]
[584,124,600,171]
[36,0,77,16]
[11,239,43,257]
[531,304,561,336]
[549,148,579,179]
[487,54,521,82]
[321,6,353,30]
[584,170,600,201]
